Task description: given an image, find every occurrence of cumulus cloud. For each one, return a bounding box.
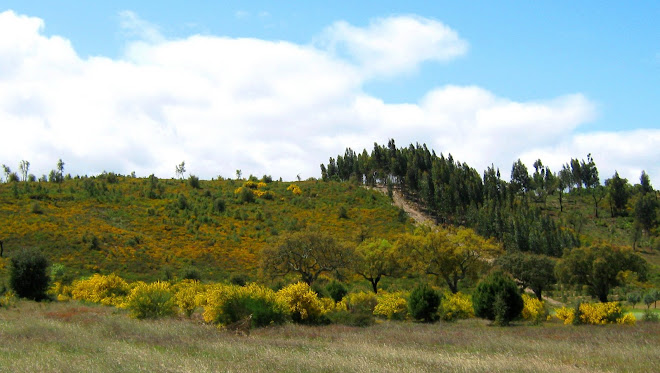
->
[0,10,656,186]
[319,15,468,77]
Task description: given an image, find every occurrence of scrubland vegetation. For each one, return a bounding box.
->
[1,140,659,371]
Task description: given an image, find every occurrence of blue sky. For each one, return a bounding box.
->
[0,1,658,183]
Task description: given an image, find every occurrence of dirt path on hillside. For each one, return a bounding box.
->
[369,186,435,226]
[369,185,566,307]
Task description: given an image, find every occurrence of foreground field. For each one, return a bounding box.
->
[0,301,658,372]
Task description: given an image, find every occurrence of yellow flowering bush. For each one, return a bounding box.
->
[49,281,73,302]
[0,290,17,309]
[616,312,636,326]
[579,302,623,325]
[319,297,346,313]
[286,184,302,196]
[374,291,408,320]
[201,283,288,327]
[173,280,204,317]
[123,281,176,319]
[345,291,378,314]
[439,291,474,321]
[554,302,635,325]
[276,282,324,323]
[522,294,546,324]
[70,273,129,306]
[554,306,575,325]
[243,181,258,189]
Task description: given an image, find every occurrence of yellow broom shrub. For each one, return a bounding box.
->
[374,291,408,320]
[276,282,324,323]
[521,294,546,324]
[70,273,129,306]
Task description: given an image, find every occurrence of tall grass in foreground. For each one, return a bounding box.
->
[0,301,658,372]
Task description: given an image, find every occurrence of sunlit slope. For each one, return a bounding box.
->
[0,176,412,281]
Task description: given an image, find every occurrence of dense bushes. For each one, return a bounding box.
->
[277,282,326,324]
[10,248,50,301]
[554,302,635,325]
[70,274,130,306]
[408,284,440,322]
[439,292,474,321]
[373,291,408,320]
[473,271,523,325]
[521,294,546,324]
[202,283,288,327]
[124,281,176,319]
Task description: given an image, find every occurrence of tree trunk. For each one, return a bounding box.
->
[370,276,381,294]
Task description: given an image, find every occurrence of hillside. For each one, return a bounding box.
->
[0,176,413,282]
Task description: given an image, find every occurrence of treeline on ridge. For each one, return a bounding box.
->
[321,139,658,257]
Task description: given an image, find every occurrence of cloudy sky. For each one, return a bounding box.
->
[1,1,658,185]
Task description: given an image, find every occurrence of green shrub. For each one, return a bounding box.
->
[180,266,202,281]
[229,273,248,286]
[338,205,349,219]
[238,187,255,203]
[213,198,226,213]
[30,202,43,214]
[408,284,440,322]
[188,175,200,189]
[10,248,50,301]
[203,284,288,328]
[473,271,523,326]
[642,310,659,322]
[125,281,176,319]
[326,281,348,303]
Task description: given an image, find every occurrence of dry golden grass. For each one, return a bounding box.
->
[0,300,658,372]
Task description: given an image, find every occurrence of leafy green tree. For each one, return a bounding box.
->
[10,248,50,301]
[570,158,583,190]
[639,171,653,195]
[643,290,657,310]
[557,165,573,212]
[509,159,531,199]
[260,230,352,285]
[556,244,648,302]
[352,239,401,293]
[473,271,523,325]
[605,171,629,217]
[626,292,641,307]
[496,252,556,300]
[580,154,602,217]
[634,193,658,236]
[400,227,501,294]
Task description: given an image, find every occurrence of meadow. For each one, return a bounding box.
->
[0,300,658,373]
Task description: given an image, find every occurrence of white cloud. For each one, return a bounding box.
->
[0,10,656,186]
[319,15,468,77]
[119,10,163,43]
[518,129,660,186]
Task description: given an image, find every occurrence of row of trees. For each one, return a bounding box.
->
[2,159,66,183]
[260,229,649,303]
[321,140,658,251]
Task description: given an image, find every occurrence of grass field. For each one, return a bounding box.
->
[0,301,658,372]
